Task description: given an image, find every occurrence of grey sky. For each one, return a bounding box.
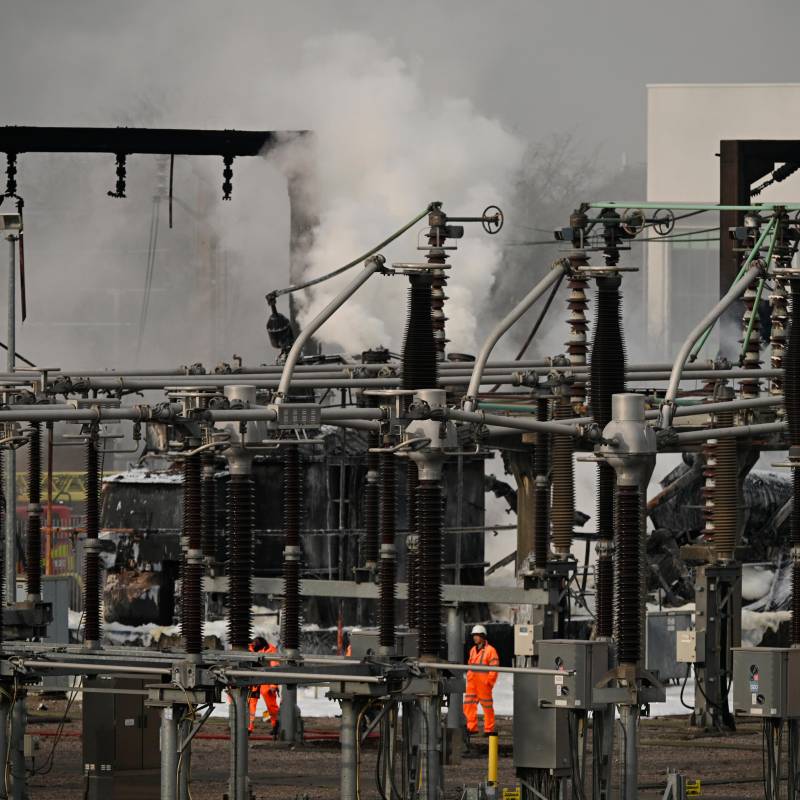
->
[2,0,799,162]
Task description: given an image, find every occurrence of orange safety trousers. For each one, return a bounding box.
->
[463,643,499,733]
[248,685,279,732]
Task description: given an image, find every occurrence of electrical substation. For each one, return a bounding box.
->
[0,124,799,800]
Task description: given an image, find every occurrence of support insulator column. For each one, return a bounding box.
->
[226,471,254,650]
[282,443,302,655]
[427,203,449,361]
[532,399,550,570]
[200,451,217,562]
[83,432,102,647]
[590,274,626,637]
[181,452,203,656]
[25,423,42,599]
[417,480,443,659]
[709,410,737,562]
[406,460,420,630]
[785,278,800,644]
[740,285,762,399]
[550,395,575,559]
[362,431,379,567]
[378,451,396,653]
[615,483,642,665]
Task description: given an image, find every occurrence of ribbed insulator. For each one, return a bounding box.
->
[595,463,615,638]
[83,437,102,644]
[0,450,4,647]
[786,281,800,445]
[532,399,550,570]
[566,276,589,407]
[615,483,642,665]
[362,431,380,566]
[711,411,738,560]
[770,276,788,396]
[401,275,438,391]
[589,275,626,429]
[406,461,420,629]
[793,471,800,646]
[550,397,575,558]
[740,285,762,398]
[417,480,443,658]
[181,453,202,655]
[702,441,717,541]
[227,474,254,650]
[407,535,419,631]
[26,422,42,597]
[281,444,302,653]
[200,451,217,560]
[379,452,396,650]
[786,279,800,643]
[427,222,449,361]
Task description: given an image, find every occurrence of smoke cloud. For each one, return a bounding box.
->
[272,34,525,355]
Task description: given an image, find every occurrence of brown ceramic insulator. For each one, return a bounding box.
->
[83,436,102,644]
[550,397,575,558]
[406,461,420,630]
[281,443,302,653]
[532,398,550,570]
[566,276,589,407]
[200,451,217,561]
[417,479,443,659]
[227,474,255,650]
[26,422,42,597]
[615,483,642,665]
[595,463,615,639]
[181,452,202,655]
[401,275,438,391]
[710,411,738,561]
[427,217,449,360]
[378,451,396,651]
[739,285,761,399]
[362,431,380,566]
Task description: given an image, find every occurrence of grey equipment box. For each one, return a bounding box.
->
[536,639,610,710]
[512,672,570,772]
[732,647,800,719]
[348,628,418,658]
[646,610,693,681]
[83,677,161,800]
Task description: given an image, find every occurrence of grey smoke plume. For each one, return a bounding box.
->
[272,34,525,355]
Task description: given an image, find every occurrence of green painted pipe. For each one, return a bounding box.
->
[690,218,776,359]
[589,201,800,212]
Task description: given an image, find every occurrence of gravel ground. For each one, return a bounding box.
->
[21,700,771,799]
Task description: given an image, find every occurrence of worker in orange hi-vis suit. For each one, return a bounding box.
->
[248,636,280,734]
[463,624,499,735]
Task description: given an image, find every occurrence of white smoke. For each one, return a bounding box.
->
[272,34,524,354]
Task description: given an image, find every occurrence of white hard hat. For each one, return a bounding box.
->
[471,624,487,636]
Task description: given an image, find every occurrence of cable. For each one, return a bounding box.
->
[679,665,693,711]
[268,205,433,299]
[30,677,83,777]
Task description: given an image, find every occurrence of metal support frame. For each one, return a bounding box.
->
[691,563,741,731]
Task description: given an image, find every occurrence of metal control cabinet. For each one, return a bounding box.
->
[83,677,161,799]
[646,610,693,681]
[536,639,610,709]
[514,624,535,657]
[732,647,800,718]
[348,629,418,658]
[512,673,570,772]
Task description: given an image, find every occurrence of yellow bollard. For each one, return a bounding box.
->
[487,732,499,786]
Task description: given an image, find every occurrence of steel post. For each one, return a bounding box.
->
[421,695,442,800]
[177,715,191,800]
[339,698,357,800]
[159,706,178,800]
[279,685,300,742]
[0,689,8,800]
[9,692,25,800]
[619,704,639,800]
[228,689,249,800]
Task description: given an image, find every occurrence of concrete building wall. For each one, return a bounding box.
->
[646,84,800,358]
